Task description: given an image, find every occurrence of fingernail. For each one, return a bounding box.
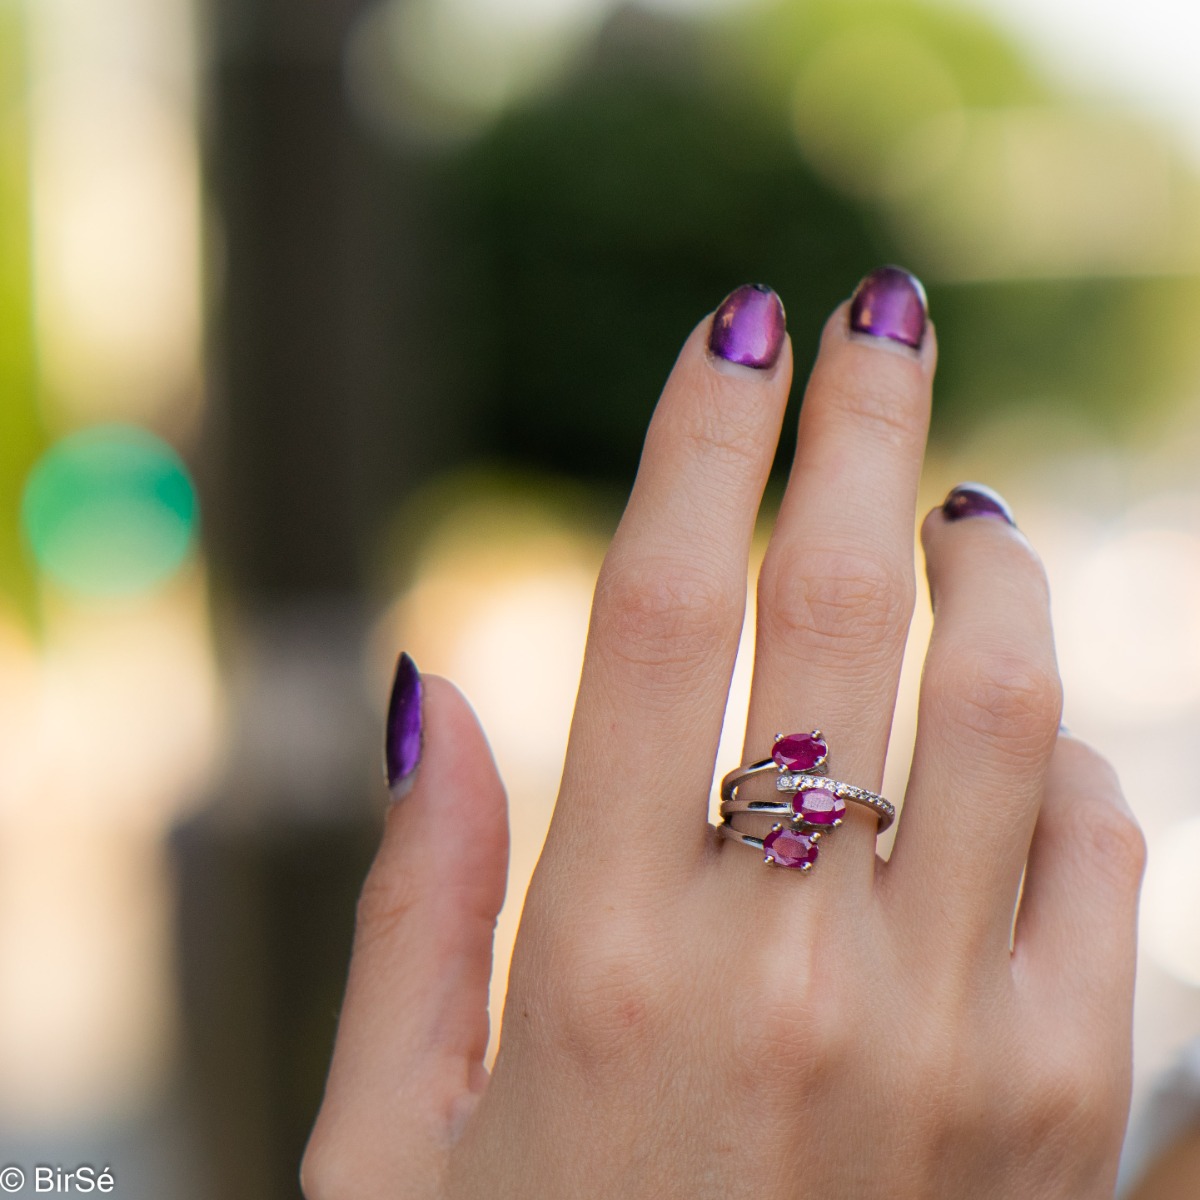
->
[385,651,423,797]
[708,283,787,369]
[849,266,928,349]
[942,482,1017,527]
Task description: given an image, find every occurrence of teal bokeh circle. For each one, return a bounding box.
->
[21,425,199,597]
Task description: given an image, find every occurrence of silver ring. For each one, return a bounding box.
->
[717,731,895,872]
[721,774,895,833]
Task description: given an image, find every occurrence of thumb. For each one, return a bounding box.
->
[302,654,510,1200]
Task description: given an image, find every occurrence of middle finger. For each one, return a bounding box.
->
[736,268,934,888]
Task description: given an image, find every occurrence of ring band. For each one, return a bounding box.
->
[721,774,895,833]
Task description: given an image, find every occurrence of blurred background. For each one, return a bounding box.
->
[2,0,1200,1194]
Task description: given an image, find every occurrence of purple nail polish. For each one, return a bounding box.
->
[708,284,786,369]
[849,266,928,349]
[942,483,1016,527]
[385,651,423,793]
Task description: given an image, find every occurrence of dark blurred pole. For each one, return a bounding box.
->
[201,0,399,596]
[177,3,429,1198]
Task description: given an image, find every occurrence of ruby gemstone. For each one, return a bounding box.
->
[771,732,828,772]
[763,827,819,869]
[791,787,845,825]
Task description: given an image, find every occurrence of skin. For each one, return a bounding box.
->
[300,295,1146,1199]
[1128,1129,1200,1200]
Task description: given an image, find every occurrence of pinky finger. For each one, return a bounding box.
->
[1014,734,1145,1029]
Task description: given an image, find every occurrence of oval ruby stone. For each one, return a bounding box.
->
[791,786,845,825]
[763,827,819,869]
[771,732,828,772]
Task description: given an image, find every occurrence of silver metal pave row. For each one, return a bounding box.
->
[721,774,897,831]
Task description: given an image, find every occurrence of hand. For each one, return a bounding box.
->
[301,272,1145,1200]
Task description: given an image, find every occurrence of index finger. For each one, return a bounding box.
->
[547,286,792,876]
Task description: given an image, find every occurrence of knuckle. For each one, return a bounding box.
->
[822,366,927,449]
[729,949,846,1101]
[547,915,667,1072]
[1018,1044,1110,1146]
[896,1021,1121,1185]
[1073,802,1147,889]
[758,545,912,661]
[943,647,1062,756]
[596,556,740,672]
[352,861,422,954]
[917,1051,1030,1169]
[675,376,769,468]
[730,1013,832,1103]
[1053,745,1145,884]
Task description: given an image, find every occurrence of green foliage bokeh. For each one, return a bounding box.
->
[0,1,45,623]
[417,0,1200,488]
